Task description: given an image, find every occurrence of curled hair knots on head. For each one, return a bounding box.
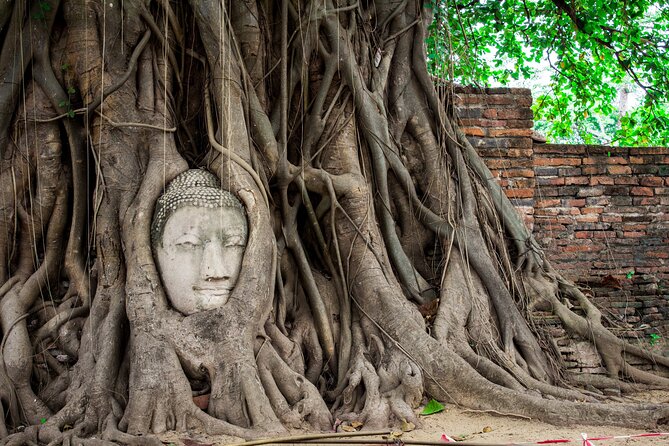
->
[151,169,246,246]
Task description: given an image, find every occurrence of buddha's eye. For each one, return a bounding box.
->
[224,235,246,247]
[175,235,202,248]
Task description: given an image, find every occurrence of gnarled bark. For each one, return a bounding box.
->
[0,1,667,444]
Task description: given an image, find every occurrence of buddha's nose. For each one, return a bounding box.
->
[201,242,230,281]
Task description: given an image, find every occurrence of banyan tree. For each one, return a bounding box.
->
[0,1,668,444]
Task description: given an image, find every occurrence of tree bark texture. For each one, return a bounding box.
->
[0,1,667,444]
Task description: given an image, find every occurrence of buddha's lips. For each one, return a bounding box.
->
[192,286,232,294]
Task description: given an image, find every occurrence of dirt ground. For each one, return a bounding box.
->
[158,391,669,446]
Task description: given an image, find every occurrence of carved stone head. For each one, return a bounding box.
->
[151,169,248,315]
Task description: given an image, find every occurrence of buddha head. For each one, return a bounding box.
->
[151,169,248,315]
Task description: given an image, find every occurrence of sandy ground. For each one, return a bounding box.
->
[158,391,669,446]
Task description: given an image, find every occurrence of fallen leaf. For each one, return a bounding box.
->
[350,421,363,429]
[482,426,493,433]
[420,399,445,415]
[340,424,357,432]
[400,419,415,432]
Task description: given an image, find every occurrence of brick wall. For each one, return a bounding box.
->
[454,87,669,360]
[454,86,536,228]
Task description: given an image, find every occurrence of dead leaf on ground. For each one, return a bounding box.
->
[400,419,415,432]
[482,426,493,433]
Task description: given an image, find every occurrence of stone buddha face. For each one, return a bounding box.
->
[151,170,248,315]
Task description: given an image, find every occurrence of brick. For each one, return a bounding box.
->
[534,158,582,167]
[535,144,586,154]
[589,176,614,185]
[457,108,483,118]
[565,177,589,185]
[486,158,533,169]
[632,165,659,174]
[496,108,534,120]
[564,199,586,207]
[630,156,645,164]
[460,127,486,137]
[614,176,639,185]
[536,199,561,208]
[505,188,534,198]
[630,147,669,155]
[639,177,664,186]
[607,165,632,175]
[488,128,533,137]
[582,207,604,214]
[602,215,622,223]
[535,167,559,176]
[583,166,607,175]
[537,177,565,186]
[559,167,583,176]
[577,187,604,198]
[482,109,497,119]
[458,118,506,127]
[505,119,534,128]
[633,197,660,206]
[631,186,654,196]
[485,87,532,95]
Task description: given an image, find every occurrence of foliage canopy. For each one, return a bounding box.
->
[426,0,669,146]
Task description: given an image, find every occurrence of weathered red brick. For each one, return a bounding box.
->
[564,199,586,207]
[639,177,664,186]
[535,144,586,154]
[614,176,639,185]
[536,199,561,208]
[607,165,632,175]
[534,157,582,167]
[582,166,607,175]
[491,168,535,178]
[631,186,654,196]
[565,177,589,185]
[460,127,486,137]
[458,118,506,127]
[602,215,622,223]
[488,128,533,137]
[505,188,534,198]
[482,109,497,119]
[505,119,534,128]
[582,207,604,214]
[589,176,614,185]
[630,147,669,155]
[537,177,565,186]
[577,187,604,197]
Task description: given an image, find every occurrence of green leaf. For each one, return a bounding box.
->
[67,109,75,118]
[67,86,76,95]
[421,399,445,415]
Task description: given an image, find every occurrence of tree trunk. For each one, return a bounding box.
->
[0,0,667,443]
